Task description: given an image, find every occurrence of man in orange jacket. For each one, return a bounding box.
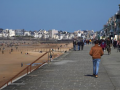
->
[89,40,104,78]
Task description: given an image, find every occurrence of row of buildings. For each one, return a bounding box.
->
[0,28,97,40]
[74,30,96,40]
[97,4,120,40]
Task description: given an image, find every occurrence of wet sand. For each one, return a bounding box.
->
[0,40,73,87]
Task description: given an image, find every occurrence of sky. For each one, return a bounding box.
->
[0,0,120,32]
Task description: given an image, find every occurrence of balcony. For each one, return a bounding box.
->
[117,19,120,23]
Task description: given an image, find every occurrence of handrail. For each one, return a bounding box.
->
[0,46,72,88]
[0,52,48,88]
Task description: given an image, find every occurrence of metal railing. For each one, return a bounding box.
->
[0,52,48,88]
[0,46,72,89]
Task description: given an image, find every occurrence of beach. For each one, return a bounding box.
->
[0,40,73,87]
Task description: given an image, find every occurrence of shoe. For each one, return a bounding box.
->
[95,75,98,78]
[93,74,95,76]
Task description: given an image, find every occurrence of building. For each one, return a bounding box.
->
[15,29,24,36]
[24,31,31,36]
[9,29,15,37]
[48,29,58,39]
[0,28,3,37]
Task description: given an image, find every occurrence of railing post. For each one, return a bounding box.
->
[27,67,28,74]
[30,65,31,72]
[48,49,50,64]
[0,52,48,89]
[50,50,51,62]
[48,51,49,64]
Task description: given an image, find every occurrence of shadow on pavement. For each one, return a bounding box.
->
[84,74,94,77]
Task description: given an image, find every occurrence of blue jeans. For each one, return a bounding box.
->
[93,59,100,75]
[73,45,76,51]
[78,45,81,50]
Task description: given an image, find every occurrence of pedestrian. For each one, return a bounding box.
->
[88,40,90,45]
[89,39,92,44]
[73,39,77,51]
[89,40,104,78]
[2,50,4,54]
[106,38,111,54]
[117,40,120,52]
[81,40,84,50]
[84,40,86,45]
[113,39,117,49]
[100,41,106,51]
[50,55,52,61]
[106,38,111,48]
[77,39,81,51]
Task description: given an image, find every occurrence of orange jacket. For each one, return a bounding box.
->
[89,44,103,59]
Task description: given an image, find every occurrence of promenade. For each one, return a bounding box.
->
[1,44,120,90]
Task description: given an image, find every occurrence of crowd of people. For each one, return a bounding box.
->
[73,38,120,53]
[73,39,84,51]
[97,38,120,53]
[89,38,120,78]
[73,39,95,51]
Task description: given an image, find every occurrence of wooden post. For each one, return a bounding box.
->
[30,65,31,72]
[27,67,28,74]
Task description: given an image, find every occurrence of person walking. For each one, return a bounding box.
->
[100,41,106,51]
[106,38,111,55]
[113,39,117,49]
[73,39,77,51]
[77,39,81,51]
[89,40,104,78]
[117,40,120,52]
[81,40,84,50]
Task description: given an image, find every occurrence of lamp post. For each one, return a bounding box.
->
[115,4,120,40]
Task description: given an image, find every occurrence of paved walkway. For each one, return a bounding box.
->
[1,45,120,90]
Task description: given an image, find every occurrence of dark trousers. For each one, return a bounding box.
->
[102,48,104,51]
[81,45,84,50]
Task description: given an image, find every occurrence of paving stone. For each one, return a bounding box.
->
[2,45,120,90]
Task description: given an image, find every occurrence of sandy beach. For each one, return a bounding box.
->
[0,40,73,87]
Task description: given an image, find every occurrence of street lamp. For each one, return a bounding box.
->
[115,4,120,40]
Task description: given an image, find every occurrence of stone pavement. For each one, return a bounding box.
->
[1,44,120,90]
